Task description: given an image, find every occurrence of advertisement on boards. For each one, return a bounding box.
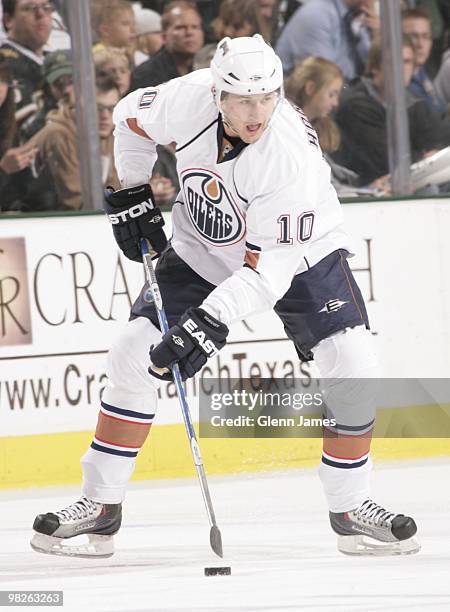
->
[1,200,450,436]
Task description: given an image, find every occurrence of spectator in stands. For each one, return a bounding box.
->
[46,3,70,51]
[0,55,38,211]
[285,59,342,146]
[192,42,215,70]
[333,36,445,185]
[0,0,53,122]
[93,47,131,97]
[259,0,283,43]
[403,0,450,73]
[211,0,269,42]
[132,6,163,66]
[275,0,380,80]
[130,0,204,90]
[434,49,450,109]
[401,7,447,115]
[285,56,343,127]
[151,149,178,209]
[92,0,136,66]
[257,0,278,42]
[144,20,215,208]
[258,0,276,21]
[20,48,72,140]
[29,76,120,210]
[285,55,393,195]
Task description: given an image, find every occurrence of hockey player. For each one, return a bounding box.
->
[31,35,419,558]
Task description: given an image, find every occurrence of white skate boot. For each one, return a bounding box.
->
[330,498,420,556]
[31,497,122,558]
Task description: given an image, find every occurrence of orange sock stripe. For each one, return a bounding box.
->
[100,411,153,426]
[94,435,142,450]
[95,412,152,448]
[323,429,372,459]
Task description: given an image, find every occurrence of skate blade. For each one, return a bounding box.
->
[30,532,115,558]
[337,534,421,556]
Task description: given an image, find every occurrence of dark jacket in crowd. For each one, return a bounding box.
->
[20,95,56,142]
[0,166,31,211]
[130,46,182,90]
[333,77,447,184]
[0,41,44,120]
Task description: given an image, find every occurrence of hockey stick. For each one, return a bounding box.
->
[140,239,224,558]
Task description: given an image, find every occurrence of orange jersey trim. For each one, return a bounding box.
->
[126,118,152,140]
[244,250,260,270]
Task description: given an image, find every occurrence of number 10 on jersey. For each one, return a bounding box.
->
[277,212,315,244]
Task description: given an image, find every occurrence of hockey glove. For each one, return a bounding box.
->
[149,307,229,381]
[104,184,167,262]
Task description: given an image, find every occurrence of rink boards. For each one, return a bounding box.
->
[1,200,450,488]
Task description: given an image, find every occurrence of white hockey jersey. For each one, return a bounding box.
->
[113,69,352,325]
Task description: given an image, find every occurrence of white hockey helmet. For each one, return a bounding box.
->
[210,34,284,100]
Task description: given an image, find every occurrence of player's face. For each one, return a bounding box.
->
[5,0,52,52]
[309,77,343,119]
[402,17,432,67]
[220,90,280,143]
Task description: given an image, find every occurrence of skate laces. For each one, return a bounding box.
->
[354,499,395,527]
[56,497,99,522]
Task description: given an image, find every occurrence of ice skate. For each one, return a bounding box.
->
[30,497,122,558]
[330,498,420,556]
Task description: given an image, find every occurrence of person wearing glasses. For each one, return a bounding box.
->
[0,0,53,122]
[402,7,447,116]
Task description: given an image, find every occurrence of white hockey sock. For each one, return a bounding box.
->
[319,456,372,513]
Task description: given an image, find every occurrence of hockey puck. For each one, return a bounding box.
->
[204,566,231,576]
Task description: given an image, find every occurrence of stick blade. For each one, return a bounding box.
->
[210,525,223,558]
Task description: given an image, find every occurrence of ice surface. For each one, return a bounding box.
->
[0,460,449,612]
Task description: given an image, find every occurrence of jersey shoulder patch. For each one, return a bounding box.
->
[139,90,158,109]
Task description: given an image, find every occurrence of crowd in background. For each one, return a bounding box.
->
[1,0,450,213]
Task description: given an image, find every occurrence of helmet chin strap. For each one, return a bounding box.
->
[217,96,242,138]
[221,113,241,137]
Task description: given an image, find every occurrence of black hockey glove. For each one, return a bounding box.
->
[104,184,167,262]
[149,307,229,381]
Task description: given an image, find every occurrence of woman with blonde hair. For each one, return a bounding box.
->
[93,47,131,97]
[285,56,379,195]
[285,56,344,153]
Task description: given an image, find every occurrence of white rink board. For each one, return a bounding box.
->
[1,199,450,436]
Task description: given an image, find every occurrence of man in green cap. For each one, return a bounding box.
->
[21,48,73,140]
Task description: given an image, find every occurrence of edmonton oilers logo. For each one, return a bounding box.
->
[181,170,245,245]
